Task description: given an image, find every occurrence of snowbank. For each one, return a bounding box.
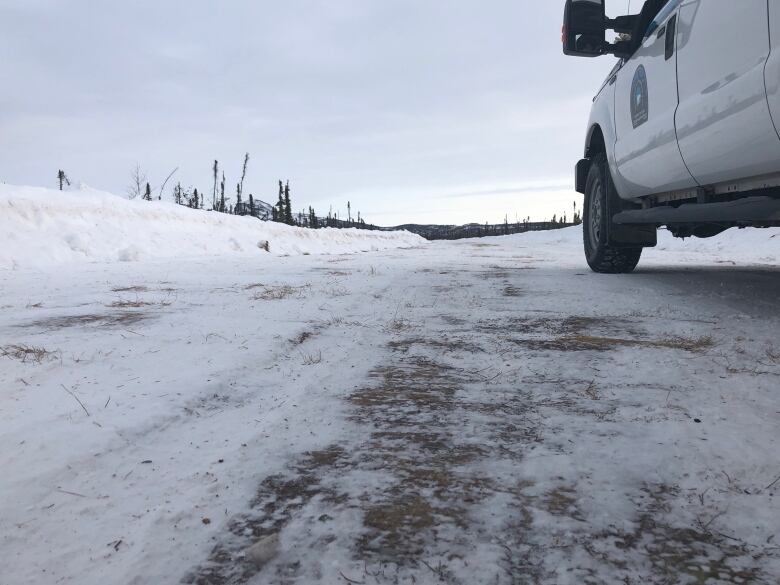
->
[492,224,780,266]
[0,184,425,270]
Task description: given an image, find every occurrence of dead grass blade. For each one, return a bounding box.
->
[60,384,90,417]
[301,350,323,365]
[253,284,310,301]
[1,344,58,363]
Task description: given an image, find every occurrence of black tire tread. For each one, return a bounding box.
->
[583,154,643,274]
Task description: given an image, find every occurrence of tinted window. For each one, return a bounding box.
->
[644,0,683,40]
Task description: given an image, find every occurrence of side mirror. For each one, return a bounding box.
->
[563,0,606,57]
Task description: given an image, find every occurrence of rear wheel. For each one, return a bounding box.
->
[583,155,643,274]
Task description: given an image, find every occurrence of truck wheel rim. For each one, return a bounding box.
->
[588,177,603,250]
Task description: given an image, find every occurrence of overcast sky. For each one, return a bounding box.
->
[0,0,625,225]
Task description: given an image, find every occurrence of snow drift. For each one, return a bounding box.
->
[0,184,425,270]
[492,223,780,267]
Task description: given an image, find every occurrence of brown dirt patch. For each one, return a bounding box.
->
[183,445,348,585]
[515,334,715,353]
[387,337,482,354]
[107,299,171,309]
[291,330,316,346]
[478,315,627,336]
[585,484,764,584]
[543,487,582,520]
[349,354,497,564]
[110,285,149,293]
[22,312,151,329]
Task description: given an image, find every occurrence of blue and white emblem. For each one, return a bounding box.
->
[630,65,649,129]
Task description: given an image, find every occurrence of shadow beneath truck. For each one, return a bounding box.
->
[632,265,780,317]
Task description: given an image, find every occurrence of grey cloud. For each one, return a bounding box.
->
[0,0,615,224]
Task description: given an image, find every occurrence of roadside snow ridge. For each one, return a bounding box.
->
[0,184,425,270]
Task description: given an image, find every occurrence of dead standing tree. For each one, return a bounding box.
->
[127,163,147,199]
[238,153,249,207]
[158,167,179,201]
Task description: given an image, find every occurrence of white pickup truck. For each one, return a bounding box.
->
[563,0,780,272]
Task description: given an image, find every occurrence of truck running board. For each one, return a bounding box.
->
[613,196,780,225]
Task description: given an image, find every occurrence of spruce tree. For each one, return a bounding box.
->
[143,182,152,201]
[220,173,226,212]
[57,170,70,191]
[276,181,285,222]
[283,181,293,225]
[212,160,219,209]
[249,194,256,217]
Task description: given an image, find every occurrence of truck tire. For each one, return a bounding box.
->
[583,154,643,274]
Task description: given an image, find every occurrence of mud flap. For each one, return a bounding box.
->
[604,162,657,248]
[575,159,590,194]
[610,223,657,246]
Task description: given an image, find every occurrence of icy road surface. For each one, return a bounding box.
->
[1,228,779,585]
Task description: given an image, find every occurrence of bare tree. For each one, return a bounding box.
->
[127,163,147,199]
[239,152,249,199]
[158,167,179,201]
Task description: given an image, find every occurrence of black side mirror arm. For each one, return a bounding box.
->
[604,40,633,59]
[606,15,639,35]
[602,15,638,59]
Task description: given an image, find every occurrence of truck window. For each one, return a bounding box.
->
[643,0,682,40]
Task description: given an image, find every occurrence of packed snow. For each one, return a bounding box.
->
[1,190,779,584]
[0,184,425,270]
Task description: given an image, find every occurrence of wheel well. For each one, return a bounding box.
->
[576,126,607,194]
[585,125,606,158]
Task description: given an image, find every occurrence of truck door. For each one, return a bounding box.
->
[766,2,780,147]
[613,0,695,199]
[675,0,780,186]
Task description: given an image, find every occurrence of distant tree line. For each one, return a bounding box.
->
[89,154,377,229]
[391,203,583,240]
[54,162,581,239]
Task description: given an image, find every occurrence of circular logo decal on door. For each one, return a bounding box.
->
[631,65,649,129]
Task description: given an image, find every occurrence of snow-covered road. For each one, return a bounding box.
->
[2,227,779,584]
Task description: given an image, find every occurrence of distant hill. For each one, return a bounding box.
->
[382,221,577,240]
